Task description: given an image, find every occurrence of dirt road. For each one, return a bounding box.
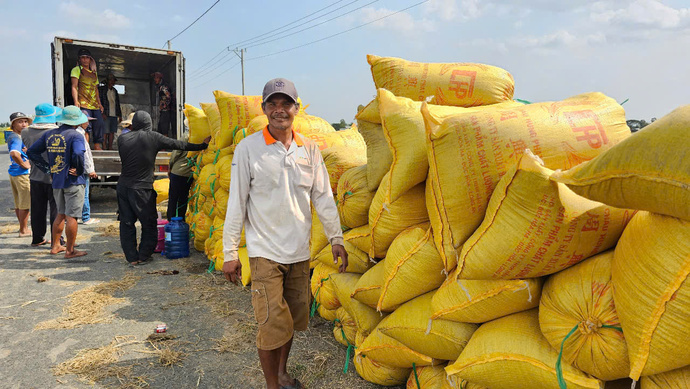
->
[0,155,388,388]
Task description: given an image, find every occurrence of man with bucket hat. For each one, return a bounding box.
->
[5,112,32,237]
[71,48,105,150]
[222,78,347,389]
[22,104,63,246]
[27,106,88,258]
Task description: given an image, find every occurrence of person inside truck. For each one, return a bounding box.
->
[6,112,32,238]
[99,73,122,150]
[117,110,209,267]
[70,48,105,150]
[152,72,172,137]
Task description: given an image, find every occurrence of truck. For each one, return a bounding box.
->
[51,36,186,185]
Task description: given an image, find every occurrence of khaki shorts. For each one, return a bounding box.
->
[10,174,30,210]
[54,185,85,219]
[249,257,310,350]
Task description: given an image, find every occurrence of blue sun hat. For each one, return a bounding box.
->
[33,103,62,125]
[57,106,88,126]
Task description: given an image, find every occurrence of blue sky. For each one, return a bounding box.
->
[1,0,688,124]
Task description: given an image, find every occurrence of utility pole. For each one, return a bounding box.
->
[167,40,171,50]
[233,48,246,95]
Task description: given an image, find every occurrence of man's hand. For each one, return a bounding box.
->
[332,244,348,273]
[89,172,98,179]
[68,167,78,176]
[75,102,81,108]
[99,103,104,113]
[222,260,242,284]
[203,136,211,144]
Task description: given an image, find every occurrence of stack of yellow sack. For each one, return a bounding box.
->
[307,54,690,389]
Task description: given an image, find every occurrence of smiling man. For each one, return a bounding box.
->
[222,78,347,389]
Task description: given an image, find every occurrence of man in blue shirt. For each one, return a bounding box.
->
[6,112,32,237]
[27,106,88,259]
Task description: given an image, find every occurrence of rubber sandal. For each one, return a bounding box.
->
[31,240,50,247]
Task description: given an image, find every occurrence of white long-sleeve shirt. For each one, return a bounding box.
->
[223,128,344,264]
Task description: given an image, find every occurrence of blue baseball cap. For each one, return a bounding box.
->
[33,103,62,125]
[57,106,88,126]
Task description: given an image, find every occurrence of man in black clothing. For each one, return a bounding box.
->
[117,111,209,266]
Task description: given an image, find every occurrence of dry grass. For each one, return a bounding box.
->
[214,322,256,354]
[37,276,49,283]
[53,338,129,383]
[186,273,251,318]
[35,274,140,330]
[0,223,17,234]
[97,222,120,237]
[141,340,187,367]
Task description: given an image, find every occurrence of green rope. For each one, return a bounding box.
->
[309,277,330,318]
[207,260,215,273]
[231,125,240,140]
[334,319,355,374]
[556,324,623,389]
[412,363,421,389]
[515,98,533,105]
[620,98,629,105]
[345,191,353,196]
[213,149,221,164]
[209,226,216,238]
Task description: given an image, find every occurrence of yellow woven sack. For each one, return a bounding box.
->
[245,114,268,137]
[431,271,542,323]
[322,146,366,194]
[200,102,221,136]
[356,321,434,369]
[202,197,216,219]
[458,151,631,279]
[192,212,212,243]
[406,365,487,389]
[354,354,410,386]
[446,309,603,389]
[423,92,630,270]
[346,224,372,254]
[233,127,248,145]
[315,239,372,274]
[552,105,690,221]
[334,307,357,347]
[357,120,391,192]
[310,208,329,259]
[153,178,169,204]
[612,211,690,379]
[211,188,229,219]
[294,113,336,135]
[539,250,629,381]
[204,236,215,258]
[330,272,383,337]
[213,91,263,148]
[367,55,515,106]
[356,98,381,124]
[197,164,217,197]
[336,165,375,229]
[352,261,386,310]
[378,89,523,204]
[318,305,337,322]
[370,173,428,258]
[214,154,233,191]
[378,224,445,311]
[303,127,366,151]
[201,146,232,167]
[640,365,690,389]
[183,104,211,144]
[311,262,340,311]
[378,291,477,361]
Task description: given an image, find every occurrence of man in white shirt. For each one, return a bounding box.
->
[222,78,347,389]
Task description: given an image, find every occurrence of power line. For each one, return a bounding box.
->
[245,0,379,50]
[188,49,234,81]
[230,0,355,48]
[189,0,352,75]
[190,59,242,89]
[163,0,221,48]
[247,0,429,62]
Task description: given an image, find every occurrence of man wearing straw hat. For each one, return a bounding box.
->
[5,111,32,237]
[22,104,63,246]
[222,78,348,389]
[27,106,88,258]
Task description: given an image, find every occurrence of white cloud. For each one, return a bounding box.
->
[172,15,184,22]
[360,7,435,33]
[591,0,690,29]
[59,1,132,29]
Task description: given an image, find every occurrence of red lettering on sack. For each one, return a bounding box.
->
[448,70,476,99]
[565,110,609,149]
